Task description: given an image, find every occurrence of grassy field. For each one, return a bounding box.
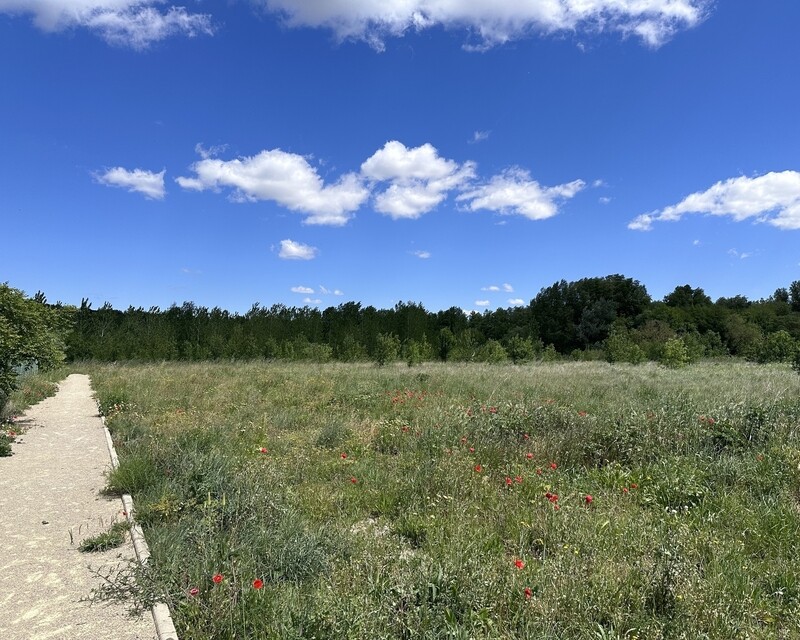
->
[84,360,800,639]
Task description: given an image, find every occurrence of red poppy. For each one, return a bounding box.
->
[630,483,638,489]
[584,494,593,504]
[505,477,513,487]
[340,452,348,459]
[549,462,557,470]
[554,504,560,511]
[523,434,530,441]
[488,406,498,414]
[461,436,468,444]
[535,468,543,476]
[524,587,533,599]
[474,464,482,473]
[401,426,410,432]
[189,587,199,597]
[253,579,264,590]
[212,574,223,584]
[514,558,525,570]
[578,411,587,417]
[259,447,268,454]
[469,447,475,453]
[350,477,358,484]
[622,487,629,494]
[515,476,523,484]
[526,452,534,460]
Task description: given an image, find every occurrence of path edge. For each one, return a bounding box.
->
[101,411,179,640]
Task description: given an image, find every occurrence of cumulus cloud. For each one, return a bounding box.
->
[361,141,475,219]
[279,239,317,260]
[629,171,800,231]
[334,289,344,296]
[257,0,708,49]
[412,250,431,259]
[0,1,214,48]
[95,166,165,199]
[458,168,585,220]
[302,297,322,305]
[291,285,315,294]
[177,149,369,226]
[475,300,490,307]
[508,298,525,305]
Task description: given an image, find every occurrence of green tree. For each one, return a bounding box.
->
[660,338,690,368]
[374,333,401,366]
[1,284,70,411]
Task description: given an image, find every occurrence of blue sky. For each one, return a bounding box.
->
[2,0,799,313]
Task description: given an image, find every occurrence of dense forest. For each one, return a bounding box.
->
[9,274,797,368]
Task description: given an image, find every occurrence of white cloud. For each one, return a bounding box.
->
[0,1,214,48]
[291,285,315,294]
[482,285,500,292]
[257,0,708,49]
[412,250,431,259]
[502,283,513,292]
[302,297,322,304]
[279,239,317,260]
[319,285,330,294]
[334,289,344,296]
[482,283,514,292]
[475,299,490,307]
[599,196,612,204]
[508,298,525,305]
[95,166,165,199]
[177,148,369,226]
[629,171,800,231]
[194,142,228,159]
[592,179,606,188]
[361,141,475,219]
[469,130,490,144]
[458,168,585,220]
[728,249,753,260]
[693,239,701,246]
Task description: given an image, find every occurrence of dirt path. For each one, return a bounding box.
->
[0,374,158,640]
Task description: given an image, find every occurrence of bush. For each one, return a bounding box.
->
[660,338,689,368]
[374,333,401,366]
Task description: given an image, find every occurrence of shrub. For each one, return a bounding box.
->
[660,338,689,368]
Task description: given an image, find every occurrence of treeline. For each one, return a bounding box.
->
[60,274,800,366]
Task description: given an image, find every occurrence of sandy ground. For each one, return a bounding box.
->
[0,374,158,640]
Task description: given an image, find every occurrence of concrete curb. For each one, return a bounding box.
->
[102,414,179,640]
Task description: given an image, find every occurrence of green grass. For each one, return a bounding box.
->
[79,520,130,552]
[88,360,800,639]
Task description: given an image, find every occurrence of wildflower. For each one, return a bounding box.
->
[578,411,587,417]
[469,447,475,453]
[630,483,638,489]
[259,447,268,454]
[189,587,199,597]
[524,587,533,599]
[340,452,347,459]
[474,464,483,473]
[253,579,264,590]
[212,574,223,584]
[523,433,530,440]
[549,462,557,470]
[488,406,498,414]
[584,494,593,505]
[505,477,513,487]
[514,558,525,570]
[622,487,629,494]
[526,452,534,460]
[461,436,468,444]
[351,477,358,484]
[535,468,543,476]
[401,426,410,433]
[515,476,523,484]
[554,504,560,511]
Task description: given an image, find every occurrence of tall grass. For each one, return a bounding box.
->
[89,361,800,639]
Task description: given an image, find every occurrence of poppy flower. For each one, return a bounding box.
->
[549,462,557,470]
[212,574,223,584]
[505,477,513,487]
[488,406,498,414]
[351,477,358,484]
[259,447,268,454]
[535,468,543,476]
[253,579,264,590]
[514,558,525,570]
[554,504,560,511]
[622,487,629,494]
[524,587,533,599]
[526,453,534,460]
[469,447,475,453]
[584,494,593,504]
[461,436,468,444]
[515,476,523,484]
[189,587,199,597]
[340,452,348,459]
[578,411,587,417]
[523,433,530,440]
[474,464,483,473]
[630,483,638,489]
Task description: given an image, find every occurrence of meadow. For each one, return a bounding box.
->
[84,360,800,639]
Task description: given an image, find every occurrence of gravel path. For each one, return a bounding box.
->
[0,374,158,640]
